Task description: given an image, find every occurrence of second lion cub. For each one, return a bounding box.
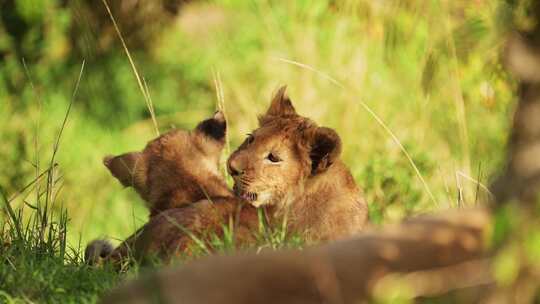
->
[104,111,231,216]
[87,112,259,265]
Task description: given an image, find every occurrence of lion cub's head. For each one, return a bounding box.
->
[227,86,342,208]
[104,111,231,215]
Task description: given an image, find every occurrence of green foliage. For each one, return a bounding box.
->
[362,143,434,224]
[0,170,120,303]
[0,248,118,303]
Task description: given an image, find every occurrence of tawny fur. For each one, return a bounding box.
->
[107,198,260,265]
[227,86,368,241]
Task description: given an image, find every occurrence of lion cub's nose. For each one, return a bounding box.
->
[227,158,243,177]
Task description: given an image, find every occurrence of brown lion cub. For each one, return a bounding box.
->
[103,111,231,216]
[227,86,368,241]
[86,112,259,265]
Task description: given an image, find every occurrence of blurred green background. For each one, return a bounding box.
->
[0,0,518,248]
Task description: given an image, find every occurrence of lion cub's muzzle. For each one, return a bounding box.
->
[228,154,263,204]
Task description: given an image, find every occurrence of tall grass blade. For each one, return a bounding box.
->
[0,187,23,241]
[212,69,231,181]
[101,0,160,136]
[21,58,43,207]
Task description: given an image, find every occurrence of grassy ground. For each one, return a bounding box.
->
[1,0,517,302]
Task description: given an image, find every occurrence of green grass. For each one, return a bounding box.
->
[0,0,518,302]
[0,194,121,304]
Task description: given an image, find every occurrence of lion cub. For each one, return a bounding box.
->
[86,112,259,265]
[103,111,231,216]
[227,86,368,241]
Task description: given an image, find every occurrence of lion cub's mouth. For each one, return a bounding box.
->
[233,184,276,207]
[233,185,258,203]
[240,192,258,202]
[235,189,273,208]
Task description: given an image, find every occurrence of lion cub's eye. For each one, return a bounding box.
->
[266,152,281,163]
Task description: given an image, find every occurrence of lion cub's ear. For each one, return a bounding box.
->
[309,127,342,175]
[103,152,145,187]
[195,111,227,142]
[259,85,297,124]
